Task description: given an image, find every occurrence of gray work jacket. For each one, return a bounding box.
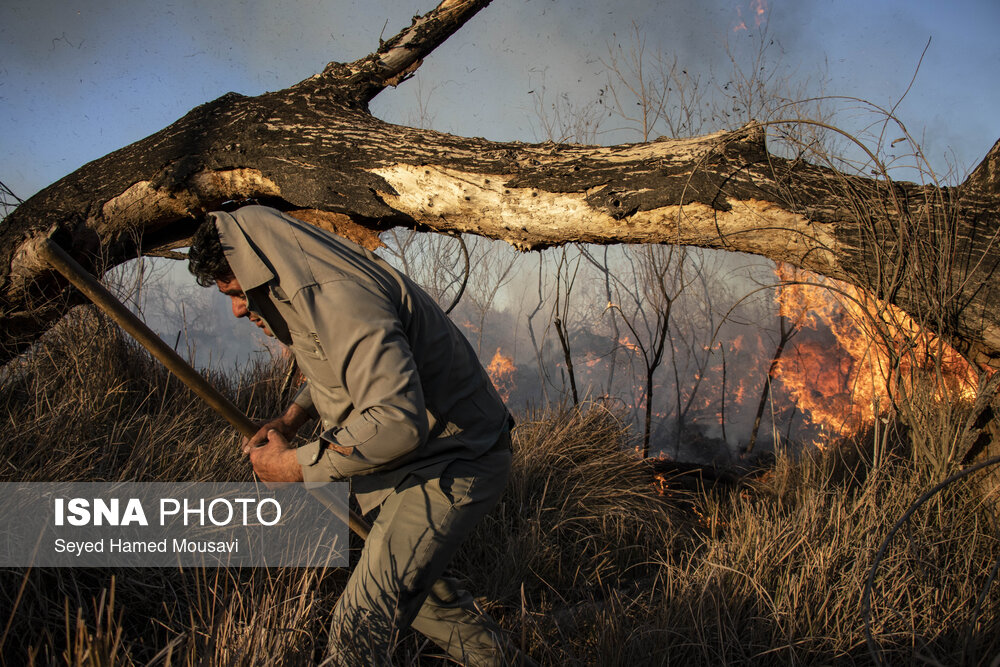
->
[211,205,510,513]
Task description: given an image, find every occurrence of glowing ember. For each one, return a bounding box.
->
[652,471,672,496]
[486,348,517,402]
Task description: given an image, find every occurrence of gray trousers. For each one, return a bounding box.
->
[324,441,512,666]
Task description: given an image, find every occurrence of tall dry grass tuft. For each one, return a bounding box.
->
[462,405,686,599]
[485,427,1000,665]
[0,306,349,665]
[2,306,999,665]
[0,305,288,483]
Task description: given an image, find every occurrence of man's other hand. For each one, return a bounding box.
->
[243,418,294,453]
[242,403,309,454]
[248,429,304,483]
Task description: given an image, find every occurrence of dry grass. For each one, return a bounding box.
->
[2,307,998,665]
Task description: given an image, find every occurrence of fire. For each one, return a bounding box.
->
[486,348,517,402]
[733,377,747,405]
[733,0,767,31]
[619,336,641,355]
[771,263,978,439]
[652,471,672,496]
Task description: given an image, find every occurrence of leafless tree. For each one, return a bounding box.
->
[604,244,695,456]
[463,237,520,356]
[603,22,711,142]
[552,247,583,405]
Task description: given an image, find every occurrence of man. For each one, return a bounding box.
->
[188,205,515,665]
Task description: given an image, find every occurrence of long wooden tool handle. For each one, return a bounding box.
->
[37,238,371,540]
[39,239,258,436]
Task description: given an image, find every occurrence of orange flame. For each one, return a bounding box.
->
[486,347,517,402]
[753,0,767,23]
[584,354,601,368]
[619,336,641,354]
[771,263,978,440]
[733,0,767,31]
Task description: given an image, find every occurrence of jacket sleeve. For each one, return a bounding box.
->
[291,383,319,420]
[294,279,428,479]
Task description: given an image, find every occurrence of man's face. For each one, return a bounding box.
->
[215,276,273,337]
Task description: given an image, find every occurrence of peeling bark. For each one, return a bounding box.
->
[1,0,999,382]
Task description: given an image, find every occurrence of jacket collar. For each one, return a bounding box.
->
[211,209,275,291]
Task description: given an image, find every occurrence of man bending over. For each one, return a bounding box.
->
[188,204,516,666]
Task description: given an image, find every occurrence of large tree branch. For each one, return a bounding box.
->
[2,1,999,379]
[303,0,493,106]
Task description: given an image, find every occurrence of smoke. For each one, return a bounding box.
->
[112,257,276,374]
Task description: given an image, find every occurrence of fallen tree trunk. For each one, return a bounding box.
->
[2,0,999,377]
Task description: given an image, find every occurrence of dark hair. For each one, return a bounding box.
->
[188,216,234,287]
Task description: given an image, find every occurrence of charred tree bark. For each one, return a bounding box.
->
[2,0,1000,382]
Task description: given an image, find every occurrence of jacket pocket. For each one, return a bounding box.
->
[288,328,350,418]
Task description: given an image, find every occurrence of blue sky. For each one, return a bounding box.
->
[2,0,998,201]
